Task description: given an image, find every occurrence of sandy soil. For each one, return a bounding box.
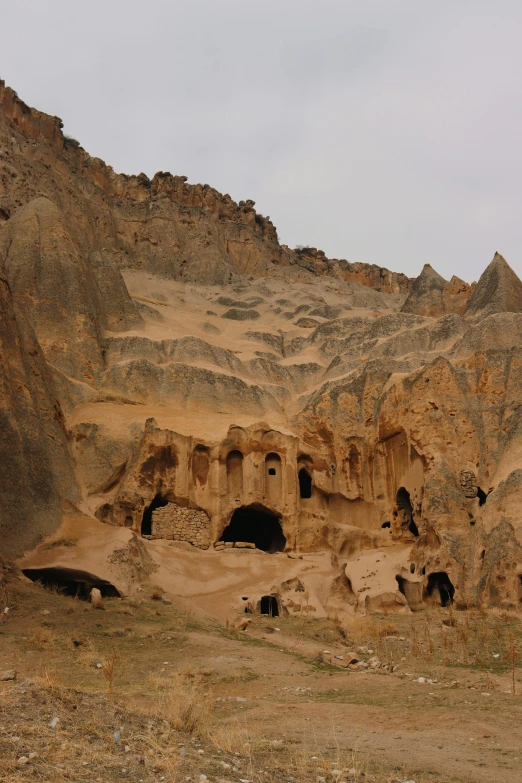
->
[0,573,520,783]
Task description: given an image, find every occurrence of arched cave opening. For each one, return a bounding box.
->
[298,468,312,499]
[260,595,279,617]
[226,450,244,495]
[265,453,282,501]
[426,571,455,607]
[141,494,168,535]
[219,504,286,553]
[477,487,488,506]
[22,567,120,600]
[396,487,419,536]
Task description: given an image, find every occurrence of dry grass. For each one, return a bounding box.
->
[144,671,214,735]
[2,569,521,782]
[2,677,401,783]
[346,617,400,642]
[26,627,53,649]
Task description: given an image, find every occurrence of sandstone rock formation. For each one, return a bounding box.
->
[465,251,522,318]
[2,80,522,619]
[401,264,473,317]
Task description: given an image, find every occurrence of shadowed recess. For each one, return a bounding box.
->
[260,595,279,616]
[396,487,419,537]
[141,494,169,535]
[426,571,455,607]
[23,567,120,599]
[298,467,312,499]
[219,504,286,553]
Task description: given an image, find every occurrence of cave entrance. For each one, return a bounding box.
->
[426,572,455,607]
[219,504,286,553]
[141,494,168,535]
[396,487,419,536]
[477,487,488,506]
[396,575,407,597]
[298,468,312,499]
[22,567,120,600]
[260,595,279,617]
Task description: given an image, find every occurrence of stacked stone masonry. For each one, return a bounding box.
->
[149,504,210,549]
[460,470,478,498]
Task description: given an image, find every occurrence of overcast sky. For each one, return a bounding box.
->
[3,0,522,282]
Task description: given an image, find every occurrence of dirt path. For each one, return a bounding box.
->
[0,580,520,782]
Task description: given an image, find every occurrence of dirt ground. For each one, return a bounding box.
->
[0,571,521,783]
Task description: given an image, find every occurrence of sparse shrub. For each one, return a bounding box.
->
[102,650,119,701]
[155,672,214,735]
[27,627,53,649]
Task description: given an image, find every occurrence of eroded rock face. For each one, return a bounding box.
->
[3,81,522,616]
[465,252,522,317]
[401,264,473,317]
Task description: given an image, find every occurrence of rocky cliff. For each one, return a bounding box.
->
[2,81,522,619]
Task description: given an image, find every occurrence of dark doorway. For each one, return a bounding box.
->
[426,572,455,607]
[22,567,120,599]
[141,494,168,535]
[477,487,487,506]
[219,504,286,553]
[396,487,419,536]
[298,468,312,499]
[260,595,279,616]
[396,575,407,597]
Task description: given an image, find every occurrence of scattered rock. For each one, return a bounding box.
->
[90,588,103,608]
[232,617,250,632]
[221,308,260,321]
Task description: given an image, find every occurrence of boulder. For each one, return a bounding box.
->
[90,588,103,608]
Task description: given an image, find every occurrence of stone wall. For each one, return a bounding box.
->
[460,470,478,498]
[148,503,210,549]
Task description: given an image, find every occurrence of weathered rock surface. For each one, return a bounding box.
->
[465,252,522,317]
[401,264,473,317]
[2,81,522,618]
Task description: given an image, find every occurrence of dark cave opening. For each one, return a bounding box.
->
[141,494,168,535]
[381,521,391,529]
[426,571,455,607]
[298,468,312,499]
[477,487,488,506]
[260,595,279,617]
[396,575,407,597]
[219,504,286,553]
[409,519,419,536]
[23,567,120,600]
[396,487,419,537]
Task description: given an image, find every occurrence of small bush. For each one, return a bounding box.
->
[155,673,214,735]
